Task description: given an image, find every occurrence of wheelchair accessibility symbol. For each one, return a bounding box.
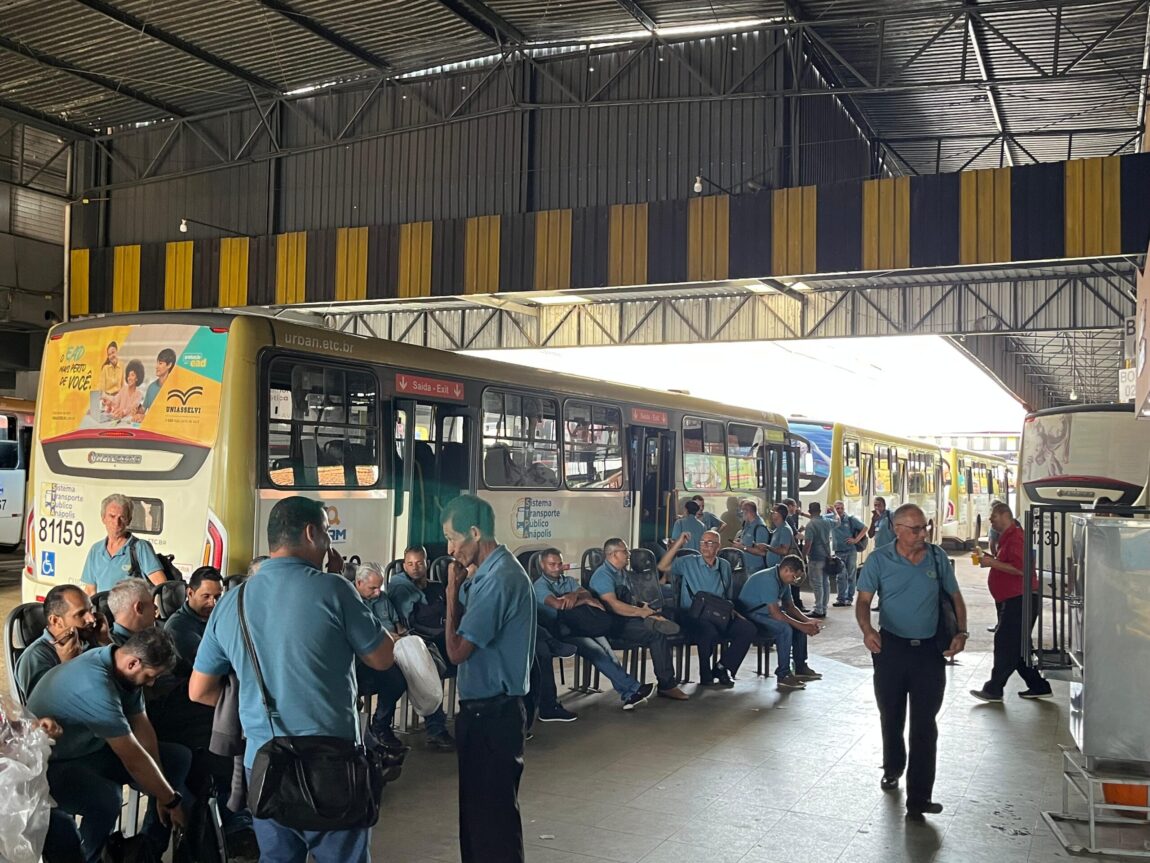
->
[41,550,56,578]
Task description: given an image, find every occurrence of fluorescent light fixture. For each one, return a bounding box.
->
[179,218,188,233]
[576,17,781,43]
[745,282,775,294]
[532,294,589,305]
[284,80,339,97]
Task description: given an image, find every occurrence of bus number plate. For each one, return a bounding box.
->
[38,517,85,547]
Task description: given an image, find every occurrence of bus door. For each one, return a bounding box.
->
[0,413,28,549]
[629,426,674,552]
[861,452,874,504]
[393,399,474,561]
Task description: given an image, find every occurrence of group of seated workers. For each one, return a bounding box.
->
[14,564,254,863]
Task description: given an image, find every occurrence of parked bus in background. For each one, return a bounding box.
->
[940,448,1012,547]
[23,312,799,601]
[0,396,34,551]
[788,419,943,542]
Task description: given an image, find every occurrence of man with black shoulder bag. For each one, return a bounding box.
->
[658,531,755,687]
[190,497,397,863]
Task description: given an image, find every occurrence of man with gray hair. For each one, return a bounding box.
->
[107,578,158,645]
[81,493,165,594]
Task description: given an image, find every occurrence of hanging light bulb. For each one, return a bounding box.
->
[1069,387,1078,401]
[693,176,704,193]
[179,218,188,233]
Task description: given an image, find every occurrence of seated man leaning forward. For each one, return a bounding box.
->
[737,555,824,691]
[107,577,159,645]
[588,538,688,701]
[533,547,654,710]
[659,530,756,687]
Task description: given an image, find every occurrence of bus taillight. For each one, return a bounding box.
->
[24,506,34,577]
[203,508,227,571]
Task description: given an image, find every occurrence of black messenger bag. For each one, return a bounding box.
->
[238,583,383,831]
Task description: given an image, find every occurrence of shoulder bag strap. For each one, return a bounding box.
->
[127,537,141,579]
[236,583,279,738]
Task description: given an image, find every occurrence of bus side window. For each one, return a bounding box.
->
[482,389,559,489]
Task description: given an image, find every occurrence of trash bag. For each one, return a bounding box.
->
[0,693,55,863]
[392,636,444,717]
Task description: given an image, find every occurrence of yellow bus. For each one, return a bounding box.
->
[23,312,797,600]
[788,419,944,541]
[0,396,35,551]
[940,448,1012,546]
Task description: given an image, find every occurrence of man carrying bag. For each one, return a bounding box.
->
[190,498,396,863]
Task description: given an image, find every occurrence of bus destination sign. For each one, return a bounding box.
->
[631,407,669,426]
[395,373,466,401]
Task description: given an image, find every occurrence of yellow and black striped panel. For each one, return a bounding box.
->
[248,235,277,306]
[398,221,432,299]
[500,213,535,294]
[688,195,729,282]
[218,237,250,307]
[70,249,90,317]
[771,186,816,275]
[572,206,609,288]
[464,215,500,295]
[1121,153,1150,253]
[862,177,910,270]
[431,220,466,297]
[139,244,164,311]
[112,245,141,313]
[163,241,193,310]
[534,209,572,291]
[1065,156,1122,258]
[960,167,1011,265]
[909,173,960,267]
[276,232,308,305]
[367,225,400,300]
[729,194,772,278]
[1010,162,1064,262]
[304,229,335,303]
[609,203,647,286]
[816,182,862,273]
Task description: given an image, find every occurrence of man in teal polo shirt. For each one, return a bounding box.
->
[856,503,968,819]
[869,497,896,550]
[81,493,166,594]
[803,502,834,618]
[164,566,222,664]
[189,497,395,863]
[732,499,770,573]
[442,494,536,863]
[831,500,868,606]
[737,556,822,690]
[15,583,109,701]
[659,531,755,686]
[107,578,157,644]
[670,500,706,551]
[691,495,724,532]
[766,503,796,567]
[27,628,190,862]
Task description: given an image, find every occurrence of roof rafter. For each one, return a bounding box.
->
[71,0,282,93]
[613,0,657,32]
[965,7,1015,166]
[254,0,391,71]
[0,97,92,139]
[434,0,527,46]
[0,33,186,118]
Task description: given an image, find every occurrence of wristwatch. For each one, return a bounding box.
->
[956,630,970,637]
[163,792,183,810]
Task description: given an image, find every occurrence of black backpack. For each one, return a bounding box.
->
[127,537,182,582]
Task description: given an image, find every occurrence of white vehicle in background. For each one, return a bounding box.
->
[0,397,34,551]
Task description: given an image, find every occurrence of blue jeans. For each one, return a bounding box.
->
[565,635,640,701]
[47,742,192,863]
[749,612,808,676]
[836,549,859,601]
[807,558,829,613]
[245,769,372,863]
[358,663,448,736]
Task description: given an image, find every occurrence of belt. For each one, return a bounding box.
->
[459,693,519,711]
[881,631,933,647]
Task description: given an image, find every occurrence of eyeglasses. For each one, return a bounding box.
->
[895,523,928,534]
[701,539,720,545]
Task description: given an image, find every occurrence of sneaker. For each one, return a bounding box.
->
[809,610,827,619]
[970,688,1003,703]
[623,683,655,710]
[427,730,457,751]
[1019,687,1054,700]
[776,674,806,691]
[906,801,944,816]
[370,725,410,752]
[538,705,578,722]
[715,667,735,687]
[657,686,689,701]
[793,665,822,681]
[553,641,578,659]
[881,774,899,791]
[832,600,848,607]
[526,731,535,741]
[987,624,999,633]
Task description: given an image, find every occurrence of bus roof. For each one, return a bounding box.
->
[1026,403,1134,419]
[789,418,942,453]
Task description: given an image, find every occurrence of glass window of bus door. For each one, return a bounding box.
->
[682,417,725,491]
[563,402,623,490]
[481,389,560,489]
[892,453,906,498]
[843,440,861,497]
[727,423,764,491]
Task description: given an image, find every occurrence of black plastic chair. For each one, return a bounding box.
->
[5,602,46,704]
[629,547,657,576]
[527,551,544,581]
[383,559,404,584]
[91,591,113,628]
[579,547,604,588]
[429,555,453,584]
[153,580,186,622]
[223,574,248,591]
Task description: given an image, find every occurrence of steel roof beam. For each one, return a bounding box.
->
[70,0,282,93]
[613,0,657,32]
[254,0,391,71]
[434,0,527,45]
[0,34,186,118]
[965,10,1014,166]
[0,97,92,139]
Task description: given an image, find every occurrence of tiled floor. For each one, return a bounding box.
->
[372,555,1142,863]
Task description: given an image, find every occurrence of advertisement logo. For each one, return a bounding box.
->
[87,451,143,465]
[512,497,560,540]
[167,386,204,405]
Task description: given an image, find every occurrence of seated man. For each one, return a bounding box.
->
[164,565,223,665]
[15,584,110,701]
[388,546,451,657]
[737,555,823,691]
[534,548,654,711]
[526,624,579,725]
[659,531,756,686]
[589,538,688,701]
[107,577,158,644]
[353,562,455,752]
[26,628,191,863]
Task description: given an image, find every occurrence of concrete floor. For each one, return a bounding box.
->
[2,551,1141,862]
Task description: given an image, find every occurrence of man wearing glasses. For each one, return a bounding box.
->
[855,503,969,819]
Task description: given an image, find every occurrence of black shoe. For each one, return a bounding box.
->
[427,730,456,751]
[881,774,899,791]
[906,801,944,816]
[809,611,827,619]
[715,667,735,687]
[371,726,410,752]
[970,688,1003,703]
[623,683,655,710]
[832,600,848,607]
[538,705,578,722]
[793,665,822,681]
[1019,687,1054,700]
[552,641,578,659]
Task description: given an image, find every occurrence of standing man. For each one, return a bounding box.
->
[738,555,822,690]
[189,497,395,863]
[830,501,868,607]
[803,503,833,618]
[970,503,1052,702]
[869,497,896,550]
[732,500,770,575]
[670,499,706,551]
[766,504,796,567]
[81,493,166,593]
[691,495,724,532]
[659,531,755,686]
[442,494,536,863]
[856,503,968,818]
[164,566,223,665]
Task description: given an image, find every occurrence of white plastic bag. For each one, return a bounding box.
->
[392,636,444,717]
[0,694,55,863]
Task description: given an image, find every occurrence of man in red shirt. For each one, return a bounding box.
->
[970,503,1052,702]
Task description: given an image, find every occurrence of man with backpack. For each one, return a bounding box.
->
[81,493,167,593]
[869,497,896,550]
[830,501,869,607]
[803,503,834,618]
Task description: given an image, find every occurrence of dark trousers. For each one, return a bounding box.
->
[612,617,677,690]
[524,638,560,728]
[457,695,526,863]
[985,593,1048,696]
[872,633,946,808]
[685,615,755,681]
[790,583,804,608]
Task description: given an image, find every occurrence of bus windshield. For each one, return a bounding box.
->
[1021,409,1149,486]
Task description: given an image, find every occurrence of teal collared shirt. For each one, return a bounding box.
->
[14,630,97,702]
[386,572,425,621]
[532,573,580,623]
[456,545,536,700]
[110,621,137,646]
[364,592,401,634]
[194,556,387,768]
[26,645,145,761]
[80,535,163,593]
[857,543,959,640]
[737,566,785,614]
[767,522,794,567]
[589,560,626,600]
[165,602,208,663]
[739,517,771,573]
[699,511,723,532]
[832,514,866,553]
[671,554,731,607]
[671,516,706,551]
[873,511,896,550]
